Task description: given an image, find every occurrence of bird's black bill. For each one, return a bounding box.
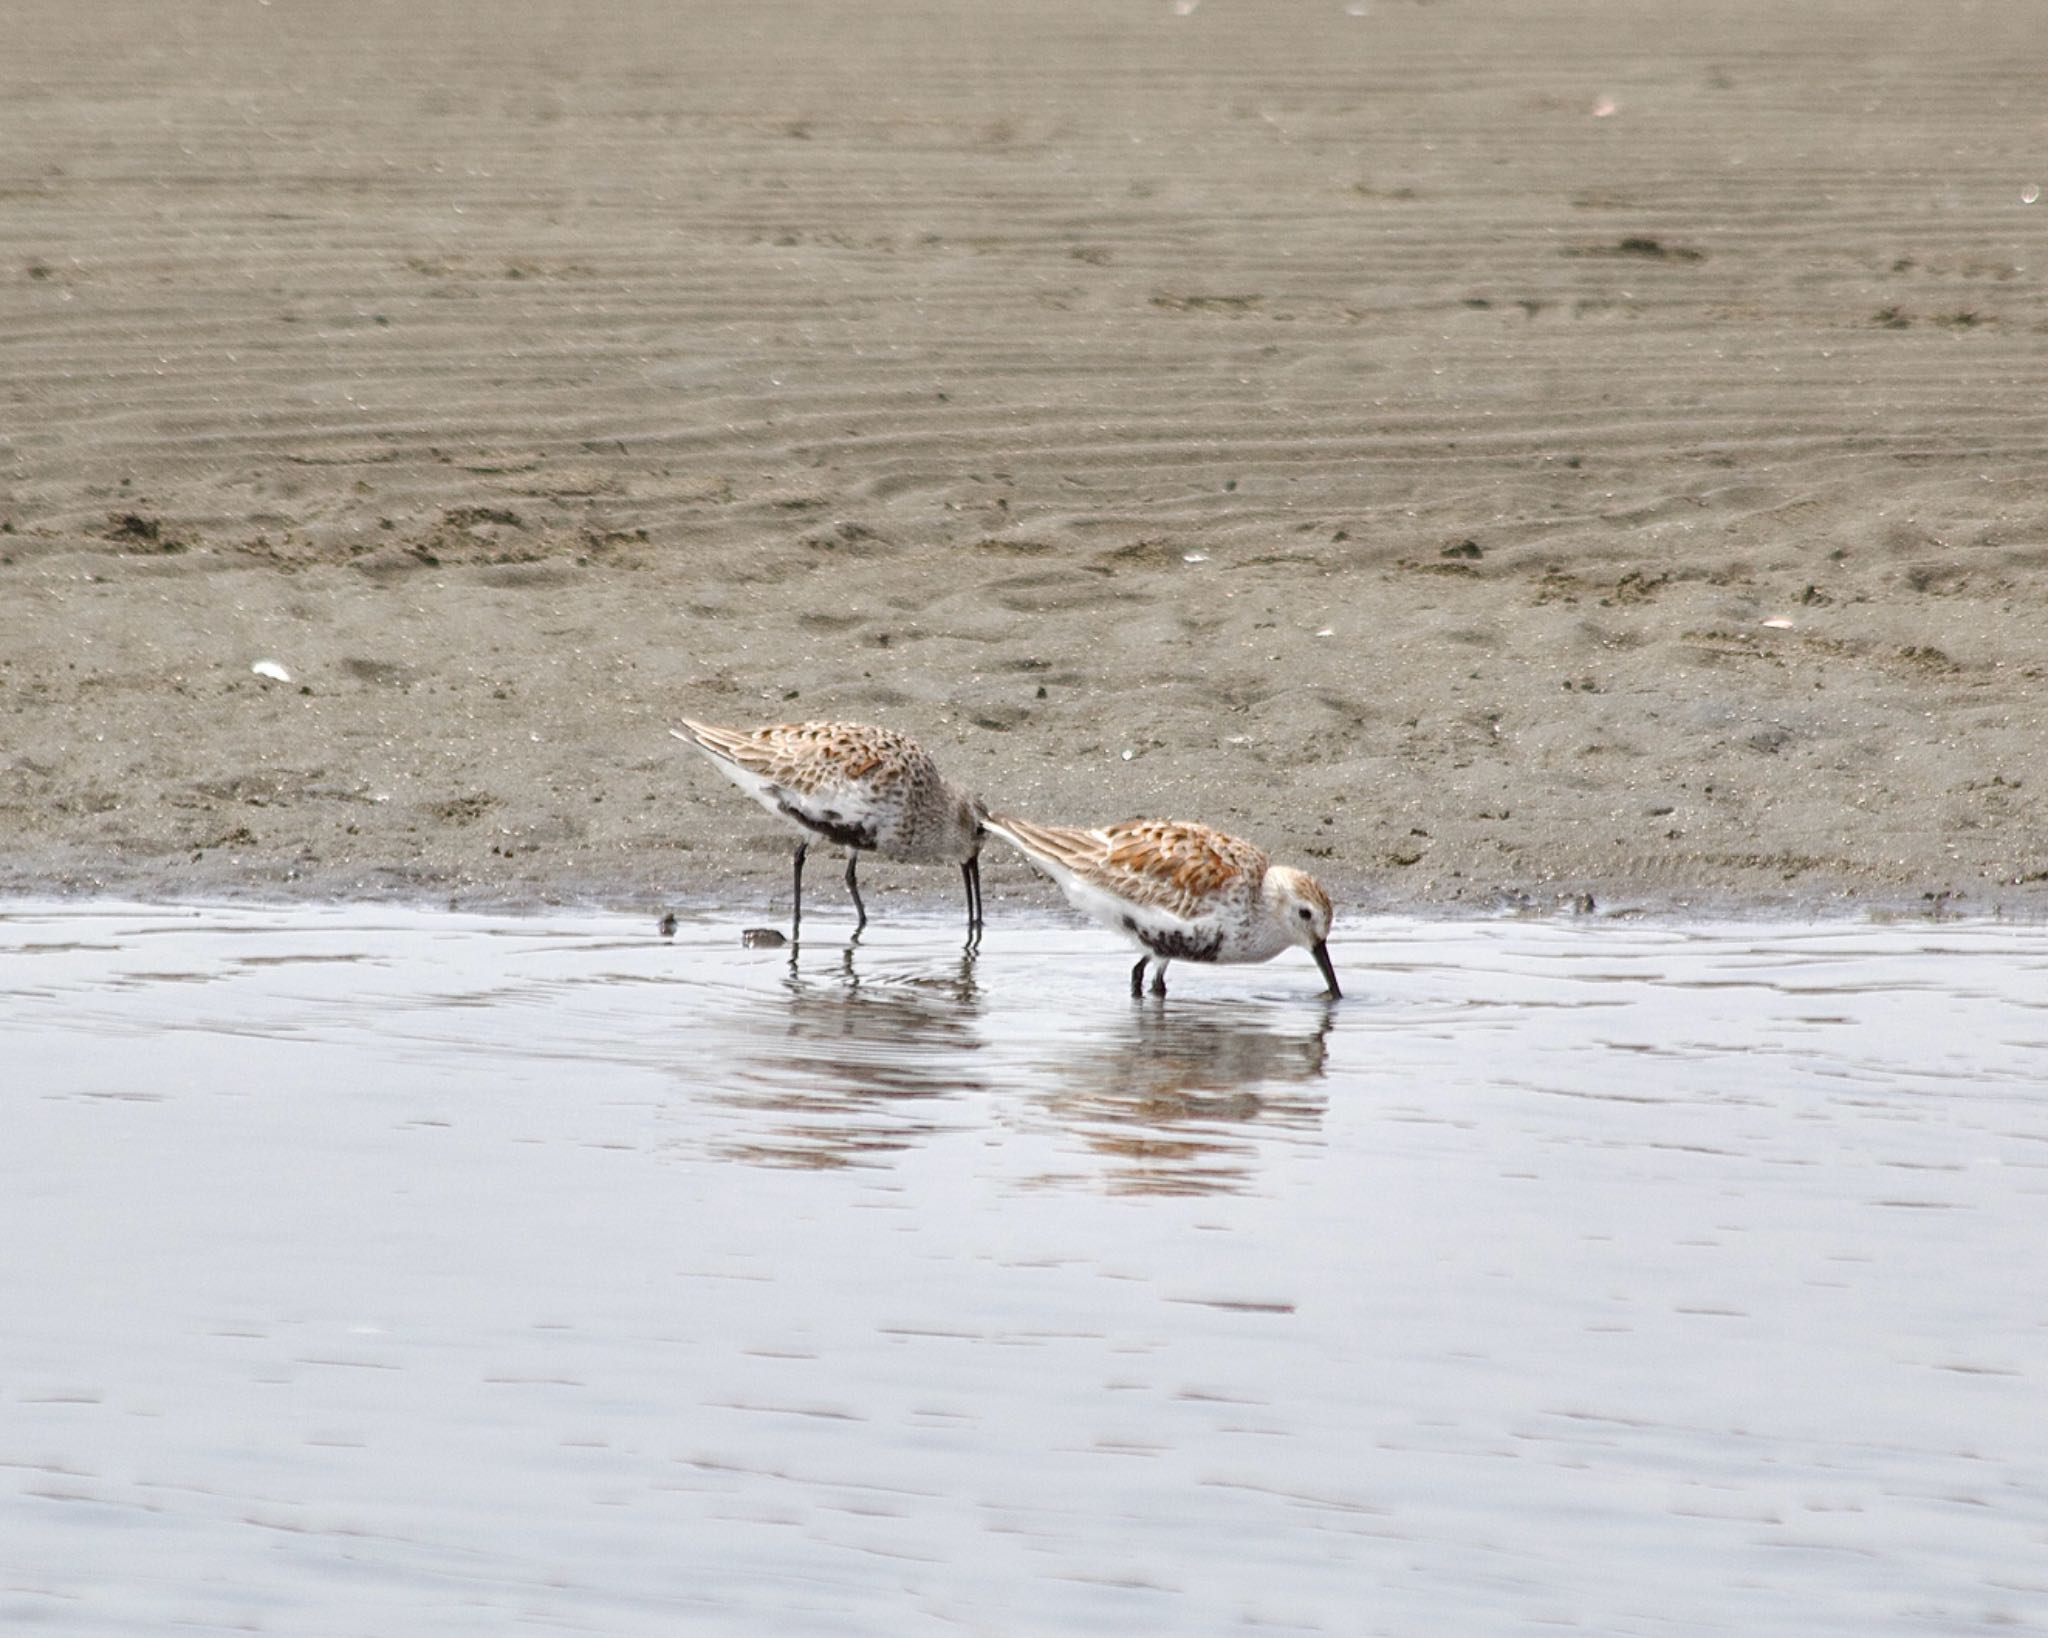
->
[1312,940,1341,999]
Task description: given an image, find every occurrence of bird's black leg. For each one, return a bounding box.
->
[1130,955,1149,997]
[844,850,868,934]
[962,856,983,944]
[1149,959,1170,997]
[791,840,808,940]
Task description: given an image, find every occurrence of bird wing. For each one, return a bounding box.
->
[673,718,769,770]
[987,814,1263,922]
[672,720,894,789]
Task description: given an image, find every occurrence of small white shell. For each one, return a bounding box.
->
[251,659,292,682]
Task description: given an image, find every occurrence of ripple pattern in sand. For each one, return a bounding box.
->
[6,0,2048,561]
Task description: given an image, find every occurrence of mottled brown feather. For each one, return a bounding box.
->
[677,719,911,795]
[989,814,1267,921]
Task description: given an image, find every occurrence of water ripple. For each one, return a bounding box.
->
[3,903,2046,1634]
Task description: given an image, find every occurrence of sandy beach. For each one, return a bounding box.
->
[4,0,2047,918]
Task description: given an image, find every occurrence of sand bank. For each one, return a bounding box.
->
[4,0,2047,916]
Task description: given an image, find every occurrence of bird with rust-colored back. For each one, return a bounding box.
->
[982,812,1338,997]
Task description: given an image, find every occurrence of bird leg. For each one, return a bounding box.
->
[844,851,868,934]
[791,840,808,940]
[962,856,983,945]
[1149,960,1170,997]
[1130,955,1150,997]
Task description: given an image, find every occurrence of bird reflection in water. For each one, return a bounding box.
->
[708,940,985,1170]
[1029,1001,1335,1197]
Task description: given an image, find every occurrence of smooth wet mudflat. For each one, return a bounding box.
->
[4,904,2045,1634]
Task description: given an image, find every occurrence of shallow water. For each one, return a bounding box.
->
[4,903,2045,1635]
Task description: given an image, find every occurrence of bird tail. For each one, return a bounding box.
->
[981,812,1102,875]
[670,719,756,763]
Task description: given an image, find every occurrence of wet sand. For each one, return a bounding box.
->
[4,0,2048,915]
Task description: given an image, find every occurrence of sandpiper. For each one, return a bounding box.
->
[672,719,984,940]
[981,813,1338,997]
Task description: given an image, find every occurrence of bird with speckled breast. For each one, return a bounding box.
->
[672,719,984,941]
[980,812,1339,997]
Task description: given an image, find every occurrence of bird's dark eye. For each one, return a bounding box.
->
[1298,907,1313,921]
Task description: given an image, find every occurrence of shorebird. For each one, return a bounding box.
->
[672,719,984,940]
[980,813,1339,998]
